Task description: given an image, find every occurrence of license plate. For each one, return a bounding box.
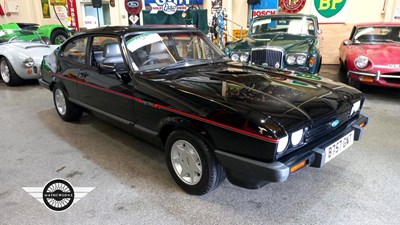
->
[324,130,355,163]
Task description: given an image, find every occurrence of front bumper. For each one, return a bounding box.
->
[348,70,400,88]
[215,113,369,189]
[14,65,41,80]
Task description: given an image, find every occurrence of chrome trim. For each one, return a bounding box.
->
[349,70,400,79]
[348,70,375,77]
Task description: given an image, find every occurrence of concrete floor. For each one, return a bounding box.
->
[1,65,400,225]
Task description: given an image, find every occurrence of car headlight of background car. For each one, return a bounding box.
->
[23,57,34,67]
[286,53,307,66]
[354,56,369,69]
[230,52,249,63]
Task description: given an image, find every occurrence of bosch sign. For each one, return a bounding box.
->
[252,10,277,17]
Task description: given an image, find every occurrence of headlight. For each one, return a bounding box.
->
[350,100,361,115]
[23,57,34,67]
[240,53,249,62]
[231,52,249,63]
[291,129,304,146]
[286,54,308,65]
[277,135,289,153]
[231,53,239,62]
[355,56,369,69]
[286,55,296,65]
[296,55,307,65]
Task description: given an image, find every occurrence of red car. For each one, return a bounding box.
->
[339,23,400,88]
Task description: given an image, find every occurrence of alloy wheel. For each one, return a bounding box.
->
[0,60,10,83]
[170,140,202,185]
[54,89,67,115]
[54,35,67,45]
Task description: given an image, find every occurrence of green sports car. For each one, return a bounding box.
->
[0,22,70,44]
[225,14,322,75]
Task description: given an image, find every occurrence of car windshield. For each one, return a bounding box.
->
[250,16,316,36]
[0,29,44,44]
[124,31,227,71]
[353,26,400,44]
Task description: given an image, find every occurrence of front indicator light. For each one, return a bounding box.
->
[359,121,367,127]
[26,68,33,74]
[309,56,315,65]
[359,76,374,83]
[290,160,309,173]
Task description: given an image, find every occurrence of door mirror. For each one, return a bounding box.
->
[343,40,350,46]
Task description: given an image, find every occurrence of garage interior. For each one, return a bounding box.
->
[1,65,399,224]
[1,0,400,224]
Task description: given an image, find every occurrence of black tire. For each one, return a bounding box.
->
[50,29,69,44]
[53,84,83,121]
[0,57,23,86]
[339,58,346,72]
[316,56,322,74]
[165,130,225,195]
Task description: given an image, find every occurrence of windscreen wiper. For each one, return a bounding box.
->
[158,59,189,73]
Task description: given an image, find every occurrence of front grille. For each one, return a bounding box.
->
[305,112,352,143]
[251,48,283,68]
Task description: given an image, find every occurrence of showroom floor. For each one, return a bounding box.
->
[1,65,399,225]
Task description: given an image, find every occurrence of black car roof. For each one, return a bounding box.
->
[76,25,199,36]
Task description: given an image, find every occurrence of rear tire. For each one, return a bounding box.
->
[0,57,23,86]
[165,130,225,195]
[53,84,83,121]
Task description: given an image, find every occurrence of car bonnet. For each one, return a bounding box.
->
[165,64,361,128]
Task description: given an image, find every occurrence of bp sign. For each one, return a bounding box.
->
[314,0,347,18]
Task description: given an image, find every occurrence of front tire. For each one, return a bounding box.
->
[0,57,23,86]
[53,84,82,121]
[165,130,225,195]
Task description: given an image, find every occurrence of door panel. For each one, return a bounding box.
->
[77,36,134,122]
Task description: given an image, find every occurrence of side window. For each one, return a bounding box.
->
[62,37,88,65]
[91,36,119,66]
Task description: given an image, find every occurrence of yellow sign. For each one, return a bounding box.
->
[50,0,67,6]
[233,30,247,39]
